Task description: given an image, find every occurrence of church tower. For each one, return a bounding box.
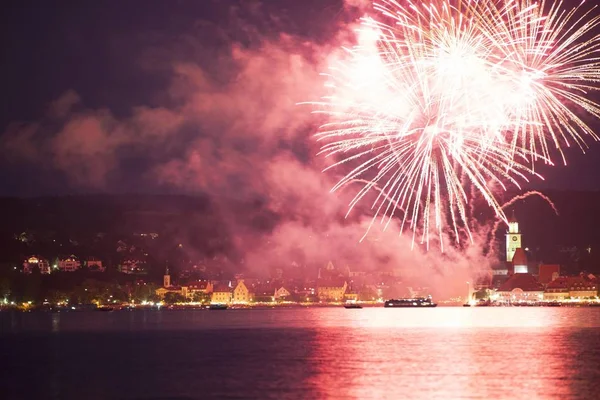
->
[506,210,522,262]
[163,263,171,288]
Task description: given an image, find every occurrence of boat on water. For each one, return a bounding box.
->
[384,297,437,308]
[208,304,228,310]
[96,306,114,312]
[462,303,472,307]
[546,301,561,307]
[344,303,363,309]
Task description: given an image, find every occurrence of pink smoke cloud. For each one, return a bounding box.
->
[168,38,335,140]
[344,0,373,12]
[2,94,185,188]
[1,122,41,162]
[0,1,496,298]
[49,111,128,186]
[47,89,81,118]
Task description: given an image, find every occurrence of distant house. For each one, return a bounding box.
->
[135,232,159,239]
[116,241,129,253]
[155,268,188,300]
[22,256,51,274]
[318,261,344,280]
[344,289,359,302]
[118,259,148,275]
[568,276,597,299]
[538,264,560,286]
[271,268,284,280]
[85,257,105,272]
[317,279,347,302]
[58,255,81,272]
[253,285,276,303]
[211,284,233,304]
[343,265,366,278]
[274,286,292,301]
[545,276,598,300]
[233,280,252,304]
[512,248,529,274]
[544,277,570,301]
[187,280,213,295]
[155,286,187,300]
[406,286,431,298]
[496,273,544,302]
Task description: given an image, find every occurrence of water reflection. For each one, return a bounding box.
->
[1,308,600,399]
[308,308,600,399]
[51,313,60,333]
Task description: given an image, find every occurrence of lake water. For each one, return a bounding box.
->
[2,307,600,400]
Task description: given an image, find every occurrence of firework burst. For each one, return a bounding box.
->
[310,0,600,250]
[488,0,600,164]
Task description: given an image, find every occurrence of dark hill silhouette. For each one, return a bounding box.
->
[0,191,598,274]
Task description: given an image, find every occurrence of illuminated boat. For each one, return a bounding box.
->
[208,304,228,310]
[384,297,437,308]
[344,303,363,309]
[96,306,114,312]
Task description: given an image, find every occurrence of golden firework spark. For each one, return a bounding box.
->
[310,0,600,249]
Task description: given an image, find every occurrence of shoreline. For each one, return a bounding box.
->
[3,300,600,312]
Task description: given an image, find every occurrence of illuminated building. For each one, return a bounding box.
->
[155,285,187,299]
[343,289,359,302]
[315,261,348,301]
[492,211,527,281]
[85,257,104,272]
[58,255,81,272]
[233,280,252,303]
[343,265,367,278]
[512,248,528,274]
[155,266,188,299]
[187,280,213,298]
[163,266,171,287]
[118,259,148,275]
[318,261,341,280]
[496,273,544,302]
[538,264,560,285]
[544,276,598,300]
[274,286,292,301]
[567,276,597,299]
[211,284,233,304]
[506,211,522,263]
[22,256,51,274]
[543,277,570,301]
[317,279,347,302]
[253,285,276,303]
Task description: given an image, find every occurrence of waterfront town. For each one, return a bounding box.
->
[0,211,598,311]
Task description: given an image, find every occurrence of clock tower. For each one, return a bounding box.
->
[506,210,522,262]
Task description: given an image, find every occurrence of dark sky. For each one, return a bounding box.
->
[1,0,600,197]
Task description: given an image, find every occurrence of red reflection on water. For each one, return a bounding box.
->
[308,308,576,399]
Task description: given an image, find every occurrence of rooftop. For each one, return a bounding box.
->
[512,248,528,266]
[498,273,543,292]
[213,283,232,293]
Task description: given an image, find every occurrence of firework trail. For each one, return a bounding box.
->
[311,0,600,249]
[482,0,600,165]
[485,190,559,256]
[500,190,559,216]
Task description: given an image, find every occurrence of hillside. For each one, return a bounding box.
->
[0,191,598,274]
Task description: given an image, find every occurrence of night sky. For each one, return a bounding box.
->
[1,0,600,198]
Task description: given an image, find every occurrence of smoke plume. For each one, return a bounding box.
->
[0,0,495,298]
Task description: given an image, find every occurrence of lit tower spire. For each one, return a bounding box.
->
[163,261,171,288]
[506,210,522,262]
